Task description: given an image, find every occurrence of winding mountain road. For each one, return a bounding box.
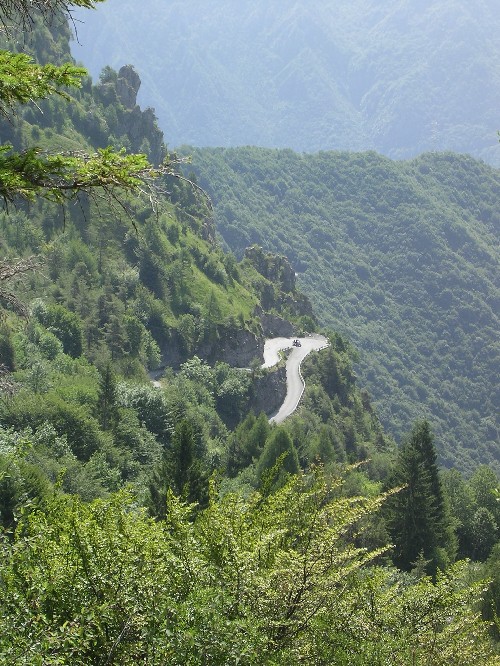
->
[151,334,328,424]
[263,335,329,423]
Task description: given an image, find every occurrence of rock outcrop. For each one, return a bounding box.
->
[259,311,294,337]
[245,245,296,293]
[116,65,141,108]
[245,245,316,321]
[160,325,263,370]
[96,65,165,165]
[250,366,287,417]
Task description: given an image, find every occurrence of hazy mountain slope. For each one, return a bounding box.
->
[71,0,500,164]
[187,146,500,474]
[0,16,311,378]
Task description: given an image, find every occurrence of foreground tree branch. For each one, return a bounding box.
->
[0,145,181,206]
[0,51,87,118]
[0,1,177,209]
[0,0,105,34]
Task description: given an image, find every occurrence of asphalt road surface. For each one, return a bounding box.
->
[263,335,329,423]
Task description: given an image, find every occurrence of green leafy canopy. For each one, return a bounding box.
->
[0,144,159,205]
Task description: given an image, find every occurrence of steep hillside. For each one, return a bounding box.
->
[187,146,500,474]
[1,10,393,501]
[1,9,499,662]
[71,0,500,165]
[0,16,315,370]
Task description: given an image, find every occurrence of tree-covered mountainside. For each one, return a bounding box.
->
[186,146,500,475]
[0,3,393,512]
[0,12,314,365]
[71,0,500,165]
[1,5,500,662]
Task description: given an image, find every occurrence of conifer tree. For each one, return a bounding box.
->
[226,411,270,476]
[147,419,208,518]
[96,362,118,431]
[386,420,455,573]
[257,427,300,492]
[171,419,195,495]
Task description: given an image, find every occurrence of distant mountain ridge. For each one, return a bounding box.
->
[71,0,500,164]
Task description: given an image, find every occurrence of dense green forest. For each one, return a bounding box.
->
[0,2,499,663]
[71,0,500,165]
[186,146,500,476]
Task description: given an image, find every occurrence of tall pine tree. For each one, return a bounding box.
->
[386,420,455,573]
[257,427,300,493]
[147,419,208,518]
[96,362,118,432]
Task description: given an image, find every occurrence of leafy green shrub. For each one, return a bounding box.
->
[0,393,104,461]
[32,301,83,358]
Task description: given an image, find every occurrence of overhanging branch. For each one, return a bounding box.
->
[0,1,105,35]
